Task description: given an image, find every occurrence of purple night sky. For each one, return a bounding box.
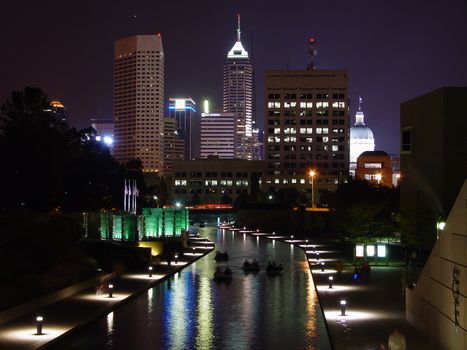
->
[1,0,467,154]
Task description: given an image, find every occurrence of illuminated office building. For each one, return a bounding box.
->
[223,14,254,160]
[200,112,236,159]
[168,97,196,160]
[114,34,164,173]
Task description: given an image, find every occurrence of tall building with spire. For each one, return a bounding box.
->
[349,97,375,176]
[223,14,254,160]
[113,34,165,174]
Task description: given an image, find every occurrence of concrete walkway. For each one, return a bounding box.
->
[223,225,436,350]
[0,236,214,350]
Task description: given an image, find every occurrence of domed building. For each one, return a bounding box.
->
[349,99,375,176]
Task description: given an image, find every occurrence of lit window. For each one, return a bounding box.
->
[300,179,305,184]
[274,128,281,134]
[332,145,338,151]
[291,179,297,184]
[274,102,281,108]
[364,163,382,168]
[274,179,280,184]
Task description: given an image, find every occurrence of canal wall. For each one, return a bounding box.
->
[0,273,114,326]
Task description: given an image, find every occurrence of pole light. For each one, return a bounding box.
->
[309,170,316,208]
[192,247,195,255]
[316,252,320,260]
[328,276,334,289]
[148,266,153,277]
[175,254,179,264]
[272,231,275,235]
[291,235,294,240]
[108,284,114,298]
[321,262,325,271]
[340,299,347,316]
[36,316,43,335]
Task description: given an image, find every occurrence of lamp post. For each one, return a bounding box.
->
[36,316,43,335]
[321,262,325,271]
[340,299,347,316]
[309,170,316,208]
[148,266,153,277]
[328,276,334,289]
[153,195,159,208]
[108,284,114,298]
[436,217,446,239]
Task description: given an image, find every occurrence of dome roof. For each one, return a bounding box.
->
[351,124,374,140]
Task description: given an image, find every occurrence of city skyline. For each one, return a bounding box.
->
[1,0,467,155]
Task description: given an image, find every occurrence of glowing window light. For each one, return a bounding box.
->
[355,244,364,258]
[377,245,386,258]
[366,245,375,257]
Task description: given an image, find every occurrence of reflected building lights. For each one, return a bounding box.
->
[196,276,213,349]
[106,312,114,335]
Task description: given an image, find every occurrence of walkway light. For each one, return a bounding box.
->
[316,252,320,260]
[36,316,43,335]
[321,262,325,271]
[340,299,347,316]
[148,266,153,277]
[175,254,179,263]
[291,235,294,240]
[108,284,114,298]
[329,276,334,289]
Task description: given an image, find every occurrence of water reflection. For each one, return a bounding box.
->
[48,223,330,350]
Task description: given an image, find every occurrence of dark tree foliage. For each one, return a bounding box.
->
[0,87,144,212]
[331,179,399,242]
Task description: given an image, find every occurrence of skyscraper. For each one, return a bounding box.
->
[200,112,236,159]
[168,97,196,160]
[46,100,68,122]
[163,117,184,175]
[113,34,164,173]
[263,69,350,197]
[223,14,254,160]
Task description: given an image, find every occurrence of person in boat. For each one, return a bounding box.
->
[214,267,223,278]
[251,259,259,269]
[243,259,251,268]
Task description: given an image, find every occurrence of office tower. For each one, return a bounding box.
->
[113,34,164,173]
[223,14,254,160]
[200,112,236,159]
[400,87,467,219]
[264,69,349,195]
[163,117,184,175]
[168,97,196,160]
[349,98,375,176]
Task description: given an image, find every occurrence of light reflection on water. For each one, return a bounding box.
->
[47,224,331,350]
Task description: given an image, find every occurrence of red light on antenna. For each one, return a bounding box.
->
[309,37,315,43]
[156,32,161,36]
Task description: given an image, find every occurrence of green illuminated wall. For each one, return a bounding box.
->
[123,215,137,241]
[113,214,123,240]
[100,210,112,240]
[164,208,175,237]
[142,208,163,238]
[174,208,188,236]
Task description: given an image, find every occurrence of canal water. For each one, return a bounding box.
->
[48,222,331,350]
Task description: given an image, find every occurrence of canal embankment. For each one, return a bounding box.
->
[0,236,214,350]
[230,225,434,349]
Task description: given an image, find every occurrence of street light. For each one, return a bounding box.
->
[175,202,182,208]
[153,195,159,208]
[309,170,317,208]
[148,266,153,277]
[321,262,325,271]
[108,284,114,298]
[436,218,446,239]
[36,316,44,335]
[328,276,334,289]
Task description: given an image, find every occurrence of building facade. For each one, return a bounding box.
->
[48,100,68,122]
[223,15,254,160]
[171,158,264,204]
[355,151,392,187]
[163,117,184,176]
[263,69,350,198]
[400,87,467,219]
[168,97,196,160]
[350,100,375,176]
[200,112,236,159]
[113,34,165,174]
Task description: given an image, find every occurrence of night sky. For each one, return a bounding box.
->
[2,0,467,154]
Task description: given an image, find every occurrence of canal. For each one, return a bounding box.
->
[48,221,331,350]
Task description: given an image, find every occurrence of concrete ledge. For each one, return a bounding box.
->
[0,273,115,327]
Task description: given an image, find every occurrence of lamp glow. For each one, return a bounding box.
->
[108,284,114,298]
[36,316,44,335]
[340,299,347,316]
[328,276,334,289]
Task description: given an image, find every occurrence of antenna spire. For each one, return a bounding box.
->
[237,13,241,41]
[358,96,363,111]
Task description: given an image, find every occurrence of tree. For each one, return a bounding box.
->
[0,87,144,212]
